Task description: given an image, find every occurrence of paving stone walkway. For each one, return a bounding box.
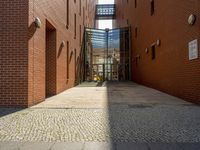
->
[1,142,200,150]
[0,82,200,149]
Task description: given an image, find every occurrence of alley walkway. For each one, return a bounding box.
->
[0,82,200,150]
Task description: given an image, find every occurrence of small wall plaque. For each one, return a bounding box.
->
[189,39,198,60]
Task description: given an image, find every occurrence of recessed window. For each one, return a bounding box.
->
[80,25,82,45]
[74,14,76,39]
[150,0,155,16]
[151,45,156,60]
[66,0,69,29]
[67,41,69,79]
[74,49,77,78]
[135,0,137,8]
[83,7,85,25]
[127,19,129,25]
[79,0,81,16]
[135,27,138,38]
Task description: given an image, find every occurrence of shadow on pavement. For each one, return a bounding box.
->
[0,108,23,118]
[105,81,200,149]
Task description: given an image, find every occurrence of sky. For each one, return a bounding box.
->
[98,20,113,29]
[98,0,114,29]
[98,0,114,4]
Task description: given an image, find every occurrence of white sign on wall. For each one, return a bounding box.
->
[189,39,198,60]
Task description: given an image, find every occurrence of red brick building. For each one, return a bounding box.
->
[1,0,200,108]
[0,0,97,107]
[114,0,200,103]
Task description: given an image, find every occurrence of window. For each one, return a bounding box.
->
[150,0,155,16]
[67,41,69,79]
[66,0,69,29]
[83,7,85,25]
[74,49,77,78]
[151,45,156,60]
[135,0,137,8]
[79,0,81,16]
[135,27,138,38]
[80,25,82,45]
[74,13,76,39]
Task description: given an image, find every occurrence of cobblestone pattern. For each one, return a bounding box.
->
[0,104,200,143]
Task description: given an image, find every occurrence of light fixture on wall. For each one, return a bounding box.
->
[145,48,149,53]
[61,41,65,48]
[34,17,42,28]
[156,39,161,46]
[188,14,196,25]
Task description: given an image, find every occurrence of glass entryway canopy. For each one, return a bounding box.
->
[79,27,131,82]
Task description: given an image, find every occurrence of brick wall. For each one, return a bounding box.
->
[28,0,97,106]
[115,0,200,103]
[0,0,97,107]
[0,0,29,107]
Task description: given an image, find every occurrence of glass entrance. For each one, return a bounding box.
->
[81,27,131,82]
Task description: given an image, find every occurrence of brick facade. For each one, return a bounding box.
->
[0,0,97,107]
[114,0,200,103]
[0,0,29,107]
[1,0,199,107]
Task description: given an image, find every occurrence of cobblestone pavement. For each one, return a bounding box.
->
[0,82,200,148]
[0,104,200,143]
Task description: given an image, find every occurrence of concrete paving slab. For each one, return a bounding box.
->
[116,143,149,150]
[0,142,23,150]
[84,142,114,150]
[51,142,84,150]
[19,142,54,150]
[179,143,200,150]
[148,143,182,150]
